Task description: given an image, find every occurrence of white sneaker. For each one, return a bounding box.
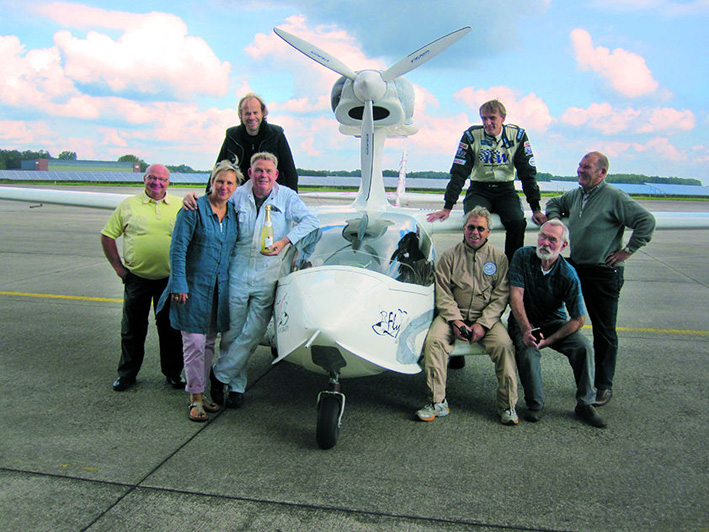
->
[500,408,519,425]
[416,400,450,421]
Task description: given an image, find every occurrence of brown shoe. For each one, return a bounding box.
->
[524,408,543,422]
[575,404,606,428]
[594,388,613,407]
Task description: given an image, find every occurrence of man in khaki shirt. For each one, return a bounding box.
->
[101,164,184,391]
[416,206,518,425]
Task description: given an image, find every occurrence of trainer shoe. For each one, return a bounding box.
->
[575,404,607,428]
[416,400,450,421]
[594,388,613,407]
[500,408,519,425]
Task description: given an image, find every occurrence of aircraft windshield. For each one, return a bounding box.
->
[286,212,434,286]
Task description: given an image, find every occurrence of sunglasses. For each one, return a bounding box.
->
[465,224,488,233]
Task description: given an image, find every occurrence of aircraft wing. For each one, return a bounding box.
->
[1,186,707,229]
[0,186,130,210]
[413,209,709,232]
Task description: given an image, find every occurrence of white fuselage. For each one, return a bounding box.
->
[272,208,435,378]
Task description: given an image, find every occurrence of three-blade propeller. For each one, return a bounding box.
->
[274,25,471,208]
[273,26,471,102]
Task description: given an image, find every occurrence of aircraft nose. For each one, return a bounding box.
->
[274,266,432,377]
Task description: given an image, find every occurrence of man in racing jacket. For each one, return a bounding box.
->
[427,99,545,261]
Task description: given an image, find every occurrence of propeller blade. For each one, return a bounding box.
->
[381,26,471,81]
[354,100,388,208]
[274,27,357,80]
[360,99,375,193]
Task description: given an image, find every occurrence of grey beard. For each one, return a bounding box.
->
[535,247,558,261]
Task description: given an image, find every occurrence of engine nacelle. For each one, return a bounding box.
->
[331,75,418,137]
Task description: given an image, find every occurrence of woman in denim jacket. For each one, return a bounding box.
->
[158,161,242,422]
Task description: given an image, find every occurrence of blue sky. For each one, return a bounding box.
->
[1,0,708,183]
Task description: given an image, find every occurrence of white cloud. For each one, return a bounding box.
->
[587,137,691,167]
[561,103,641,134]
[246,15,384,114]
[0,120,53,144]
[35,3,230,100]
[560,103,695,135]
[635,137,688,162]
[637,108,696,133]
[0,35,77,110]
[453,86,554,132]
[571,29,659,98]
[259,0,551,67]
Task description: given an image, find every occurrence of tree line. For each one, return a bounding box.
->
[0,149,199,174]
[298,168,702,186]
[1,149,701,185]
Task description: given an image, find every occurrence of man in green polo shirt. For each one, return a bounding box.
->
[101,164,184,391]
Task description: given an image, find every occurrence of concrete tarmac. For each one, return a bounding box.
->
[0,188,707,531]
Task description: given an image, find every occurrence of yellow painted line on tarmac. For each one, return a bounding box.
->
[0,291,122,303]
[583,325,708,336]
[1,291,708,336]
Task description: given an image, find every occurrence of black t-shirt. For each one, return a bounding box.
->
[236,126,265,175]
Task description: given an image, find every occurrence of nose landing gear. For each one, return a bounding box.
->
[316,376,345,449]
[312,345,347,449]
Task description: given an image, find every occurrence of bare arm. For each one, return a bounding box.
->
[426,208,451,222]
[509,286,537,347]
[542,315,585,347]
[100,234,129,281]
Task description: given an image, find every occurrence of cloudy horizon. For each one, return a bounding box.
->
[1,1,707,183]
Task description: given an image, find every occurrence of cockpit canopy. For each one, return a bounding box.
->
[285,211,434,287]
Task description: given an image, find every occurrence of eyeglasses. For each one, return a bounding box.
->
[145,175,168,183]
[465,224,487,233]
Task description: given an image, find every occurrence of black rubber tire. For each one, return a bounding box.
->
[316,394,341,449]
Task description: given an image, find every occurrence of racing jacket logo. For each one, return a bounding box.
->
[479,149,509,165]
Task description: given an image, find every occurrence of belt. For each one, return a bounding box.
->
[471,181,513,189]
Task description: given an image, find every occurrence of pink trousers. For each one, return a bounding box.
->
[181,331,217,394]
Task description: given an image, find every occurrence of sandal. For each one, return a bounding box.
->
[188,402,208,423]
[203,401,221,413]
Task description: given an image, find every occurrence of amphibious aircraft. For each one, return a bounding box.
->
[1,27,708,450]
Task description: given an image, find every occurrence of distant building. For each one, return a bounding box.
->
[20,159,140,172]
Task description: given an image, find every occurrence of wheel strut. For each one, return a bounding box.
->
[315,371,345,449]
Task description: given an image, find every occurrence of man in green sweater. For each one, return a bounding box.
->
[545,152,656,407]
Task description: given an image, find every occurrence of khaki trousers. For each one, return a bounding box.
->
[423,315,518,410]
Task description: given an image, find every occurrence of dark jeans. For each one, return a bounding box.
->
[569,262,624,391]
[463,181,526,261]
[118,272,183,379]
[508,318,596,409]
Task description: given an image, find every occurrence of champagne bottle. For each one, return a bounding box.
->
[261,204,274,251]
